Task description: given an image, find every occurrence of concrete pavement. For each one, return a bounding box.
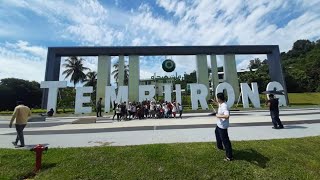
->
[0,108,320,148]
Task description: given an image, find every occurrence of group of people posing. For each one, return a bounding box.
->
[96,98,183,121]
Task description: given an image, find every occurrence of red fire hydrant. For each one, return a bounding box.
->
[30,144,48,172]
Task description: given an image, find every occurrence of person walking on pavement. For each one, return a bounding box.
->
[266,94,284,129]
[9,101,32,148]
[214,93,233,161]
[178,103,183,119]
[96,97,102,117]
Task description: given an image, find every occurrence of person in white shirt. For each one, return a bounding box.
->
[214,93,233,161]
[172,104,177,118]
[116,105,121,121]
[127,102,132,119]
[163,104,168,118]
[150,102,155,118]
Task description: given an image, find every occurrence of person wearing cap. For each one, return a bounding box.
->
[266,94,284,129]
[214,93,233,161]
[9,101,32,148]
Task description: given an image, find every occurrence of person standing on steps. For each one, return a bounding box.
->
[266,94,284,129]
[9,101,32,148]
[96,97,102,117]
[214,93,233,161]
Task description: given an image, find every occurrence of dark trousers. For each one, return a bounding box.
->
[112,110,116,120]
[96,107,102,117]
[270,110,283,128]
[116,113,121,121]
[179,110,182,118]
[15,124,26,146]
[215,126,233,159]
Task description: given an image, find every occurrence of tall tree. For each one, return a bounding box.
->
[62,56,89,87]
[111,60,129,86]
[84,71,97,88]
[57,87,75,113]
[248,58,262,70]
[83,71,97,107]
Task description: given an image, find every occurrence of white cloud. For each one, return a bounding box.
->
[11,40,47,59]
[127,0,320,70]
[1,0,320,81]
[235,55,267,70]
[0,41,47,82]
[156,0,187,17]
[5,0,126,46]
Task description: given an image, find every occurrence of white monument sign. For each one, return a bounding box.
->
[41,81,286,114]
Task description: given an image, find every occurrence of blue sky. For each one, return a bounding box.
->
[1,0,320,85]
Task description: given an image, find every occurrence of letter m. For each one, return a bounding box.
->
[104,86,128,112]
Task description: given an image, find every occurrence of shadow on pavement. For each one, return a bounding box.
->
[283,125,307,129]
[234,149,269,168]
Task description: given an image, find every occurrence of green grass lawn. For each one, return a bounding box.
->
[288,93,320,105]
[1,136,320,179]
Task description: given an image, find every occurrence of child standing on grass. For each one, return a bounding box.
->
[214,93,233,161]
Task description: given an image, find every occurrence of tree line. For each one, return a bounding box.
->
[239,39,320,93]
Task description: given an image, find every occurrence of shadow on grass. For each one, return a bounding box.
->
[41,162,57,170]
[284,125,307,129]
[20,163,57,180]
[234,149,269,168]
[289,103,318,106]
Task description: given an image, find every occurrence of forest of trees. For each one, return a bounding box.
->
[0,39,319,111]
[0,78,42,111]
[239,39,320,93]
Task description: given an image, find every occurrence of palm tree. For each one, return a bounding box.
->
[84,71,97,108]
[111,60,129,86]
[84,71,97,88]
[62,56,89,87]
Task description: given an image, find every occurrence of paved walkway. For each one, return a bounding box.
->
[0,108,320,148]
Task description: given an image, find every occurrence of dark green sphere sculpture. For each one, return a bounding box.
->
[162,59,176,72]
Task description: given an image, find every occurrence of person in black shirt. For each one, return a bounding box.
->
[120,102,127,120]
[266,94,284,129]
[112,101,117,120]
[96,98,102,117]
[47,108,54,117]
